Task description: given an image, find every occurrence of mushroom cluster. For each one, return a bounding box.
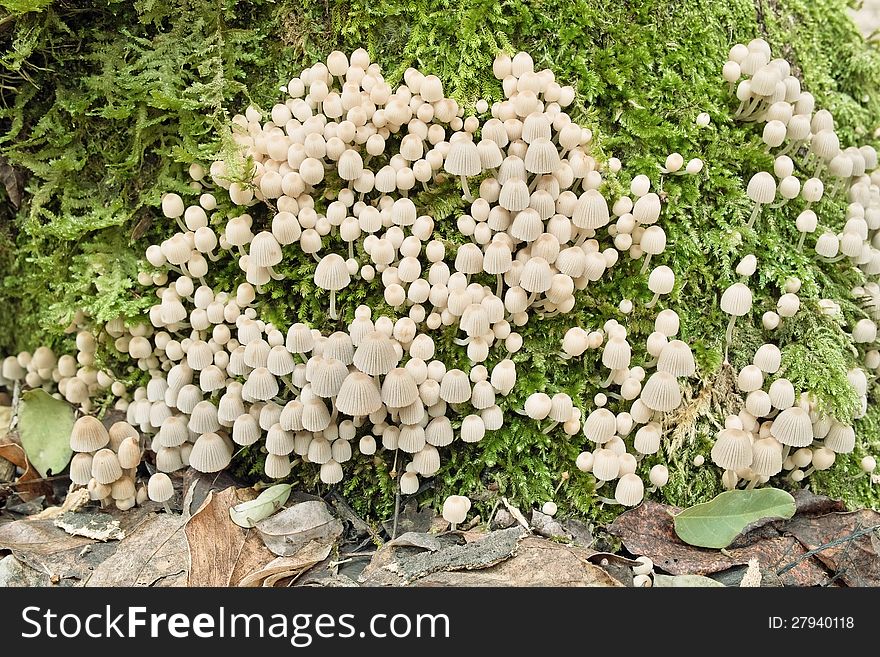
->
[558,311,694,506]
[69,416,146,510]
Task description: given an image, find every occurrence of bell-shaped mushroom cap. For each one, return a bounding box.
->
[753,343,781,373]
[583,408,617,444]
[381,368,419,408]
[189,432,232,473]
[592,448,620,481]
[549,393,573,423]
[632,193,661,225]
[188,400,220,434]
[483,240,513,274]
[323,332,354,365]
[249,231,283,267]
[720,283,753,316]
[335,371,382,416]
[823,421,855,453]
[490,358,517,396]
[319,459,343,485]
[314,253,351,291]
[520,257,553,293]
[524,138,561,174]
[648,265,675,294]
[400,471,420,494]
[745,390,772,417]
[572,190,610,230]
[426,416,454,447]
[70,453,94,486]
[499,178,530,211]
[460,415,486,443]
[455,243,484,275]
[602,336,632,370]
[444,139,481,177]
[413,444,441,477]
[640,371,682,412]
[301,398,331,433]
[614,473,645,507]
[442,495,472,525]
[286,323,314,354]
[747,172,776,204]
[460,304,490,338]
[711,428,753,470]
[265,454,292,479]
[148,473,174,503]
[509,208,543,242]
[337,149,364,181]
[852,318,877,343]
[398,424,426,453]
[657,340,696,377]
[232,413,261,446]
[770,407,813,447]
[91,448,123,485]
[266,423,296,456]
[70,416,110,452]
[156,446,184,473]
[242,367,279,402]
[267,345,296,376]
[439,369,471,404]
[108,420,139,451]
[310,357,349,398]
[353,331,399,376]
[768,378,795,410]
[751,437,783,476]
[117,437,141,469]
[634,422,662,455]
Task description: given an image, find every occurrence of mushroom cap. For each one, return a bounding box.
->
[266,423,296,456]
[189,432,233,473]
[70,416,110,452]
[70,453,94,486]
[335,371,383,416]
[301,398,332,433]
[443,139,481,177]
[710,428,753,470]
[720,283,753,316]
[381,368,420,408]
[265,454,292,479]
[634,423,662,455]
[249,231,283,267]
[572,190,610,230]
[524,138,561,174]
[583,408,617,444]
[648,265,675,294]
[286,323,315,354]
[614,473,645,506]
[753,343,781,373]
[640,371,682,412]
[656,340,695,377]
[242,367,279,402]
[232,413,261,446]
[747,172,776,204]
[426,416,454,447]
[824,421,855,454]
[442,495,472,525]
[592,448,620,481]
[309,357,349,398]
[147,473,174,503]
[353,331,399,376]
[91,448,123,485]
[314,253,351,291]
[751,438,783,476]
[602,336,632,371]
[117,437,141,469]
[770,407,813,447]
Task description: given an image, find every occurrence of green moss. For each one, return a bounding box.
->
[2,0,879,520]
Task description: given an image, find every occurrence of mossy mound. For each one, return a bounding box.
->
[1,0,879,519]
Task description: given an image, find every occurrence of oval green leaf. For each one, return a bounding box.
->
[229,484,292,528]
[673,488,796,549]
[17,389,75,478]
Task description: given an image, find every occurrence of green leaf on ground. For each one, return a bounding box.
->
[673,488,797,549]
[17,389,75,478]
[229,484,292,528]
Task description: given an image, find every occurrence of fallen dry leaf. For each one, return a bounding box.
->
[607,500,829,585]
[85,512,187,586]
[238,540,333,587]
[186,486,275,586]
[412,537,625,587]
[256,500,343,557]
[784,509,880,587]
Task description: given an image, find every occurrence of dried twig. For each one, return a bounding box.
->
[776,523,880,577]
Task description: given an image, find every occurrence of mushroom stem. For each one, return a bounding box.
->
[822,254,849,263]
[175,218,188,233]
[459,175,473,202]
[162,501,174,514]
[802,466,816,478]
[601,370,616,388]
[282,376,298,394]
[746,203,761,229]
[238,245,247,257]
[639,254,653,275]
[796,231,807,252]
[745,477,759,490]
[724,315,737,362]
[207,249,221,262]
[348,241,354,261]
[643,357,658,368]
[812,161,824,179]
[527,291,539,306]
[542,421,558,434]
[453,337,471,346]
[781,445,792,463]
[312,253,322,264]
[645,292,661,309]
[528,176,541,193]
[496,274,504,299]
[329,291,338,320]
